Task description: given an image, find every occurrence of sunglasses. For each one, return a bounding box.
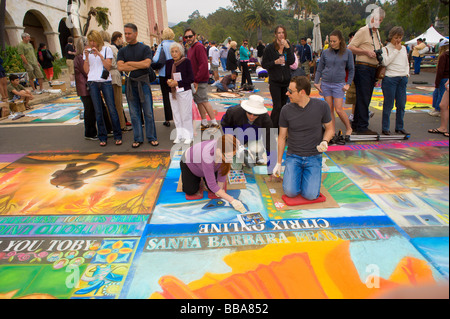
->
[184,35,194,39]
[287,88,297,94]
[246,111,259,117]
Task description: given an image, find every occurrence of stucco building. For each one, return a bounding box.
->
[5,0,168,56]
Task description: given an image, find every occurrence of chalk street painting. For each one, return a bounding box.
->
[327,145,449,278]
[0,152,170,216]
[0,142,448,299]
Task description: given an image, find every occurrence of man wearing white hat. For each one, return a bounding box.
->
[221,95,275,171]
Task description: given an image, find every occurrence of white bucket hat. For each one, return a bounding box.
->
[241,95,268,115]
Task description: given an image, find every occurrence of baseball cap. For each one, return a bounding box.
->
[439,39,449,47]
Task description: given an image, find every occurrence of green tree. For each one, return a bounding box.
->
[286,0,319,40]
[68,0,111,36]
[243,0,277,41]
[82,6,110,36]
[231,0,282,11]
[397,0,449,36]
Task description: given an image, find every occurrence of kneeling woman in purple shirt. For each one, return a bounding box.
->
[180,134,247,213]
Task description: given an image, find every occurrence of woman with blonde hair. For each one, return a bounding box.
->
[84,30,123,146]
[226,41,238,72]
[100,30,127,131]
[153,27,176,127]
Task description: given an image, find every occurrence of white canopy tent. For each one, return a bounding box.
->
[312,15,322,53]
[405,26,446,46]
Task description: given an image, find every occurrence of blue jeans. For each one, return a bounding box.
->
[413,56,423,74]
[432,78,449,112]
[216,82,235,92]
[381,76,408,132]
[220,58,227,71]
[126,82,157,143]
[283,153,323,200]
[88,81,122,142]
[353,64,377,132]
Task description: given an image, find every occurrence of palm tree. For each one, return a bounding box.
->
[68,0,111,36]
[286,0,318,39]
[243,0,277,41]
[82,6,110,36]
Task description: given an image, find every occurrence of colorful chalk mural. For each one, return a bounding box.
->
[0,141,448,299]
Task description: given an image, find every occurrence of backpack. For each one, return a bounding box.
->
[418,46,430,55]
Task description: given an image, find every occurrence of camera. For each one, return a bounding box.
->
[101,68,110,80]
[374,49,383,63]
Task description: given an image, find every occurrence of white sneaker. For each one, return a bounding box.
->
[256,158,266,165]
[173,137,182,144]
[429,110,441,117]
[184,138,192,145]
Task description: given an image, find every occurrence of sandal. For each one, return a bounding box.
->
[150,140,159,147]
[444,132,449,137]
[115,140,122,146]
[132,141,143,148]
[428,128,447,135]
[100,141,107,147]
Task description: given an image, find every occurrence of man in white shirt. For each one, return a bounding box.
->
[208,41,221,83]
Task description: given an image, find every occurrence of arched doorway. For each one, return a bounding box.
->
[22,10,61,57]
[23,10,50,49]
[59,18,72,55]
[3,9,16,47]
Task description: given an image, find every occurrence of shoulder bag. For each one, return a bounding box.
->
[151,43,166,70]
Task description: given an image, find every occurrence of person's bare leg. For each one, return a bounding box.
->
[197,103,207,121]
[30,77,37,91]
[38,78,44,91]
[324,96,336,133]
[199,102,217,124]
[0,77,7,101]
[438,90,449,133]
[335,98,353,136]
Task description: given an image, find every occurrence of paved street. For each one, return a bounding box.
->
[0,66,448,300]
[0,68,446,153]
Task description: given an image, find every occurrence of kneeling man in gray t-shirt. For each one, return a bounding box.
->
[272,76,335,200]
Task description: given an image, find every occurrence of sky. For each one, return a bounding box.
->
[166,0,233,24]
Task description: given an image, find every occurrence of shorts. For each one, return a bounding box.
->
[43,67,54,80]
[66,59,75,75]
[211,64,219,72]
[302,61,310,75]
[24,62,44,80]
[345,81,356,104]
[320,81,345,99]
[193,82,209,104]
